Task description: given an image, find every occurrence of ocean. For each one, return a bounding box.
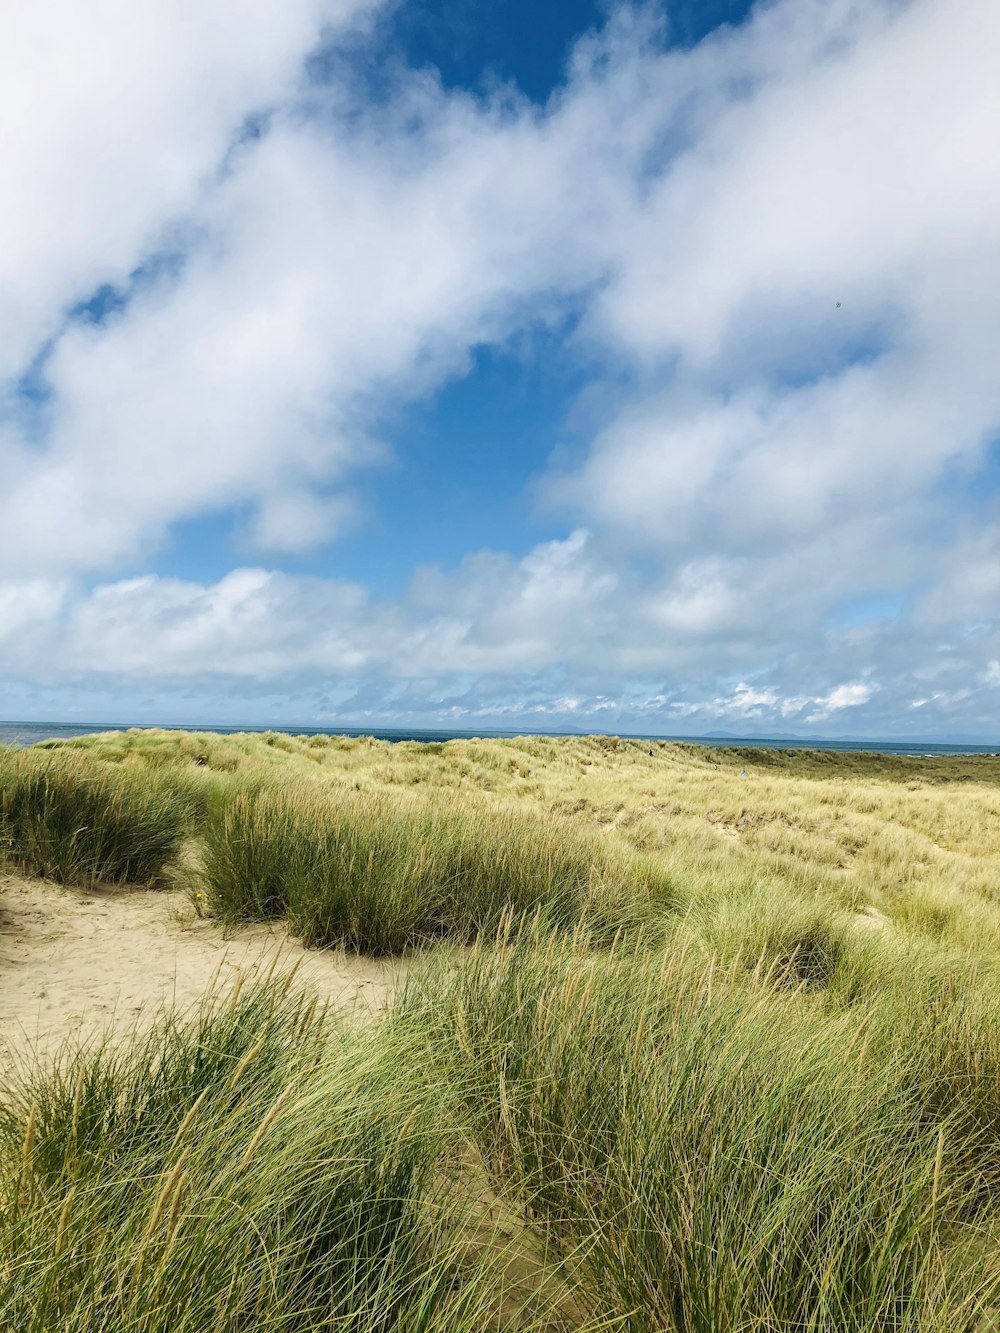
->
[0,721,996,757]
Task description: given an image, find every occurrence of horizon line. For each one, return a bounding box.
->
[2,719,999,750]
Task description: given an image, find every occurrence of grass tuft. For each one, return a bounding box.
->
[399,921,1000,1330]
[0,747,189,887]
[197,783,679,953]
[0,977,575,1333]
[8,727,1000,1328]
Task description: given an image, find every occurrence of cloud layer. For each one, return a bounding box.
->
[1,0,998,736]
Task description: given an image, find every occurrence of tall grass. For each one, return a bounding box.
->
[0,976,576,1332]
[198,783,679,953]
[398,921,1000,1331]
[44,726,1000,959]
[8,729,1000,1328]
[6,925,1000,1330]
[0,747,190,887]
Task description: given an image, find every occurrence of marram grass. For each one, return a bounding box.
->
[197,781,680,953]
[8,952,1000,1331]
[36,725,1000,959]
[398,919,1000,1331]
[0,977,583,1333]
[7,728,1000,1328]
[0,745,190,887]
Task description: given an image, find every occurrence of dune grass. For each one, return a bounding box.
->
[197,781,678,953]
[400,920,1000,1330]
[0,975,581,1333]
[38,727,1000,953]
[3,938,997,1333]
[7,727,1000,1328]
[0,745,191,887]
[6,922,1000,1329]
[11,725,1000,963]
[1,735,678,948]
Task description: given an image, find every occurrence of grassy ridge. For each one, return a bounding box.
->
[7,726,1000,962]
[33,727,1000,957]
[5,729,1000,1327]
[1,737,679,952]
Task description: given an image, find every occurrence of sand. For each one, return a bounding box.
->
[0,873,404,1073]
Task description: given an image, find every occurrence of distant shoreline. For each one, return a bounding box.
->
[2,720,997,759]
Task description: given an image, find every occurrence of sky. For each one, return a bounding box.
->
[1,0,999,739]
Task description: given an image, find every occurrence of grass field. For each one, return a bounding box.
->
[3,728,1000,1328]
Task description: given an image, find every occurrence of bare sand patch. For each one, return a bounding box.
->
[0,873,404,1071]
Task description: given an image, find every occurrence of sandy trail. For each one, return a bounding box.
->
[0,873,404,1072]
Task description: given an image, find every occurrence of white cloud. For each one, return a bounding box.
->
[0,580,67,647]
[250,490,359,553]
[0,31,653,579]
[0,0,380,382]
[806,682,875,721]
[61,569,373,677]
[556,0,1000,573]
[716,683,779,718]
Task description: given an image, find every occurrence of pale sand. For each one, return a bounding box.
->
[0,873,405,1072]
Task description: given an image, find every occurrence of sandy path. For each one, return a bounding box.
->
[0,874,405,1072]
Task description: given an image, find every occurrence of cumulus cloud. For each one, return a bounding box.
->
[1,0,998,736]
[0,20,652,578]
[0,0,381,382]
[0,581,67,647]
[554,0,1000,564]
[806,682,875,722]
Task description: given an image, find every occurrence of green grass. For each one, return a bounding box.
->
[0,976,582,1333]
[37,727,1000,960]
[0,746,191,887]
[6,930,1000,1330]
[399,921,1000,1331]
[198,782,679,953]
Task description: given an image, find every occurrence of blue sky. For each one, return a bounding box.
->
[1,0,998,739]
